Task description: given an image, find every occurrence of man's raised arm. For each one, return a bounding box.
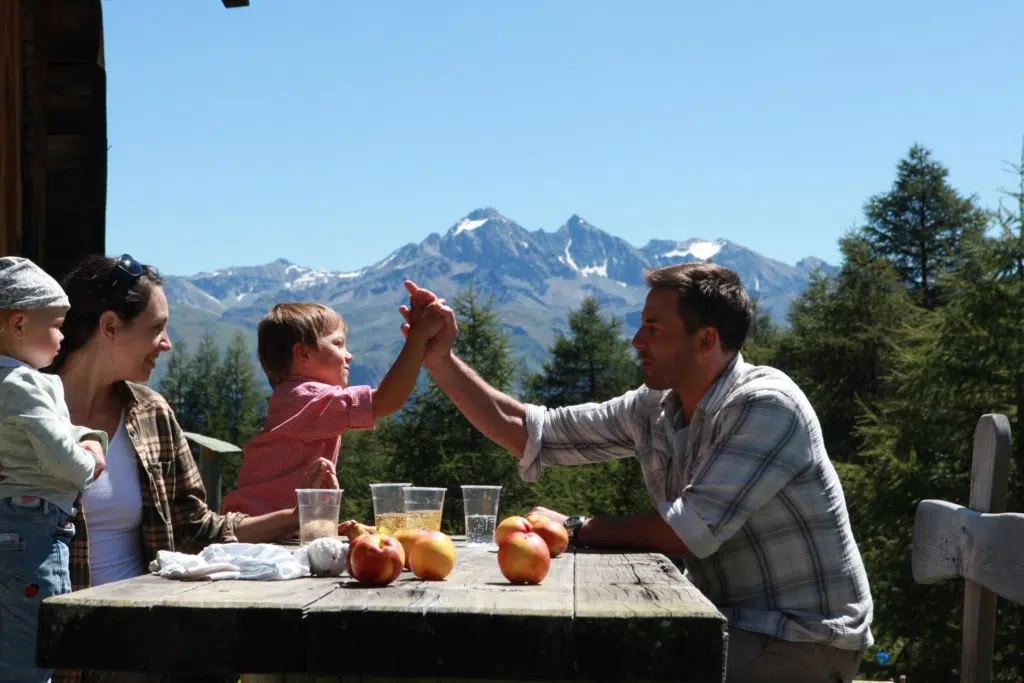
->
[426,352,528,458]
[399,280,528,457]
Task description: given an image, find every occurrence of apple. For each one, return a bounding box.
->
[496,531,550,584]
[530,517,569,558]
[347,534,405,586]
[393,528,429,570]
[339,519,376,541]
[493,515,532,545]
[409,531,457,580]
[525,512,549,527]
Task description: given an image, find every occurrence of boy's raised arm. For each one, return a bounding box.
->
[371,301,444,419]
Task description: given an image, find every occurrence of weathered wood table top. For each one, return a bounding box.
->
[38,541,727,682]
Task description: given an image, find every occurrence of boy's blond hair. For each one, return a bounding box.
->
[257,303,346,386]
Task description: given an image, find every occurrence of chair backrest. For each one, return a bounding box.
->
[183,431,241,514]
[912,414,1023,683]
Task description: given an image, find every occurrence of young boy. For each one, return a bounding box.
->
[222,300,447,516]
[0,256,108,683]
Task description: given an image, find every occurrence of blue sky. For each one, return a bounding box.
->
[103,0,1024,276]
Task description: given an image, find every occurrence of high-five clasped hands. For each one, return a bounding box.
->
[398,280,458,364]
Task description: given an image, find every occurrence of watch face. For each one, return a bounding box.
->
[563,516,583,529]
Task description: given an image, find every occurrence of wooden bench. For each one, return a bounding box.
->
[912,413,1024,683]
[37,542,729,681]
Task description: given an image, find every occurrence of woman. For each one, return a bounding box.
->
[47,254,337,683]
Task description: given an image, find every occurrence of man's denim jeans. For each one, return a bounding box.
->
[0,496,75,683]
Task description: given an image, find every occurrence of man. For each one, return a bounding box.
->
[400,262,873,683]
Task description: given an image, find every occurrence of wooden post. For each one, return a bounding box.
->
[960,414,1011,683]
[1,0,106,276]
[183,432,242,514]
[0,0,23,256]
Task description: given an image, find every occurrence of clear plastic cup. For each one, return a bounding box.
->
[296,488,343,546]
[461,485,501,546]
[369,482,412,535]
[402,486,446,532]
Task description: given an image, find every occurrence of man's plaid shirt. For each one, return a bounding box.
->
[55,381,247,683]
[519,353,874,650]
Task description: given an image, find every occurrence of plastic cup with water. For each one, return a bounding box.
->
[402,486,446,532]
[369,482,411,535]
[461,485,501,546]
[296,488,343,546]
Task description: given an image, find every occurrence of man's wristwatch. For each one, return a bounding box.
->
[563,515,588,549]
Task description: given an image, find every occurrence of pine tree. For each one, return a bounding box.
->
[523,297,649,518]
[844,146,1024,681]
[214,332,265,446]
[525,296,641,406]
[180,333,221,436]
[214,332,267,492]
[772,232,919,464]
[862,143,989,309]
[742,297,781,366]
[159,341,192,419]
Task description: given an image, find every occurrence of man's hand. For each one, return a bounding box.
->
[300,457,339,490]
[527,507,567,525]
[81,439,106,479]
[399,280,458,365]
[405,300,447,346]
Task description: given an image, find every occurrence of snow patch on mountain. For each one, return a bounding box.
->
[663,240,723,261]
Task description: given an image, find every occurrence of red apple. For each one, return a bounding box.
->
[493,515,532,545]
[348,534,405,586]
[393,528,429,570]
[530,517,569,558]
[496,531,550,584]
[409,531,457,580]
[525,512,549,527]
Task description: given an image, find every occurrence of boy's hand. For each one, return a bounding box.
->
[405,300,446,344]
[81,439,106,479]
[398,281,459,365]
[300,457,339,490]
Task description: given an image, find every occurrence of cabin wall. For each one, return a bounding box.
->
[1,0,22,257]
[1,0,107,282]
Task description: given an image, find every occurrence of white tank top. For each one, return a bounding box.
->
[80,413,145,586]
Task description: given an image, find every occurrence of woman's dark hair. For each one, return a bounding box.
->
[45,254,163,373]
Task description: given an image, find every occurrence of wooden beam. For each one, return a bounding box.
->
[0,0,22,257]
[912,414,1015,683]
[20,0,47,266]
[960,414,1011,683]
[40,0,106,283]
[222,0,250,8]
[913,500,1024,603]
[5,0,106,279]
[184,432,241,515]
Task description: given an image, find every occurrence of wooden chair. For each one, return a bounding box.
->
[912,414,1023,683]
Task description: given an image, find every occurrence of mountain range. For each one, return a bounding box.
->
[159,208,834,389]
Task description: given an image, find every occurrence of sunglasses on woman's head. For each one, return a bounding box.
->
[109,253,144,290]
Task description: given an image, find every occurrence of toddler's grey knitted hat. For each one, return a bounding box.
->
[0,257,70,310]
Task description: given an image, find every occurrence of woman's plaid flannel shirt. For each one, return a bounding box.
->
[54,381,247,683]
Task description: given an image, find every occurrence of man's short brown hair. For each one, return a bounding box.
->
[644,262,752,352]
[257,303,346,386]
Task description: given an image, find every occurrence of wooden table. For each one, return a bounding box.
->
[37,542,727,682]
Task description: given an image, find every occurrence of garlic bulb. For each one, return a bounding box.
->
[305,537,349,576]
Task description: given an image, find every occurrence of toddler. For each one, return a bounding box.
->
[222,300,446,516]
[0,257,108,683]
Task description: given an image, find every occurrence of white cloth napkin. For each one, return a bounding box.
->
[149,543,311,581]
